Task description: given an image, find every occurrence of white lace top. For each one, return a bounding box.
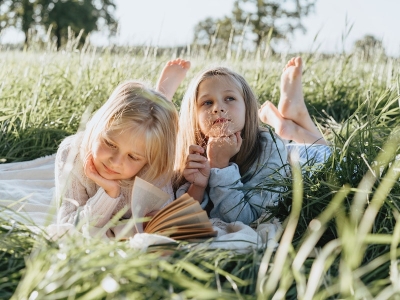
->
[55,134,174,227]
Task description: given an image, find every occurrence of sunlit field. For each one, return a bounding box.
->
[1,38,399,299]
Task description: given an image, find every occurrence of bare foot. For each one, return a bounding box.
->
[156,58,191,102]
[260,101,298,141]
[278,57,325,140]
[259,101,325,144]
[278,57,308,122]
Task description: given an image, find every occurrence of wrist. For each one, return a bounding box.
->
[191,181,207,189]
[105,187,120,198]
[188,184,206,203]
[210,159,229,169]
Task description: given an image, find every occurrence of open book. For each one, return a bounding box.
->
[129,177,217,240]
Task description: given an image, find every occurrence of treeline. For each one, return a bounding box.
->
[0,0,117,49]
[0,0,389,58]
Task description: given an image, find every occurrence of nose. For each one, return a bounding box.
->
[109,153,123,167]
[213,102,225,113]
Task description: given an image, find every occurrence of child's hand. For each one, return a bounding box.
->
[207,131,242,169]
[183,145,210,188]
[84,154,121,198]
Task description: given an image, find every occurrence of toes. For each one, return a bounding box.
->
[182,61,191,70]
[165,58,190,70]
[283,57,303,73]
[294,57,302,67]
[167,58,180,66]
[177,59,191,70]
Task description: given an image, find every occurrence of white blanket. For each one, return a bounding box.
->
[0,156,281,251]
[0,154,57,226]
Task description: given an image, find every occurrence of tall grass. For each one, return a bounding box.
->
[0,39,399,299]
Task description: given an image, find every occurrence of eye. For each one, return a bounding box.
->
[128,154,139,161]
[104,139,117,149]
[226,96,235,101]
[201,100,213,106]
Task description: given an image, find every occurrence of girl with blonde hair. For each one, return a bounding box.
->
[57,59,190,228]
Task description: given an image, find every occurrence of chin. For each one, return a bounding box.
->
[100,174,114,181]
[99,171,119,181]
[208,128,235,137]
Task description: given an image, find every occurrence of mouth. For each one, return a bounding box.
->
[213,118,230,125]
[103,163,119,175]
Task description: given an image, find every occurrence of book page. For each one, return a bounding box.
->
[157,227,215,236]
[169,231,218,240]
[131,177,170,233]
[150,200,202,227]
[147,210,210,233]
[156,222,214,231]
[145,198,196,231]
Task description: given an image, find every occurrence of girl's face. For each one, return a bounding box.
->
[196,75,246,138]
[91,129,148,181]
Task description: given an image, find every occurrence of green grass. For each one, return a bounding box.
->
[0,41,400,299]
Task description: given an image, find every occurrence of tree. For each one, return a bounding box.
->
[193,16,235,47]
[0,0,37,45]
[40,0,117,49]
[353,34,385,58]
[193,0,315,49]
[0,0,117,48]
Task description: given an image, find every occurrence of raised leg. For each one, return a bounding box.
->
[156,58,191,102]
[278,57,324,140]
[259,101,325,144]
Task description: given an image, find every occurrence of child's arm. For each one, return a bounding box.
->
[206,132,288,224]
[84,153,121,198]
[176,132,243,207]
[56,136,122,227]
[207,132,242,169]
[181,145,210,203]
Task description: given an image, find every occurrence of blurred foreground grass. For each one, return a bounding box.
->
[0,42,400,299]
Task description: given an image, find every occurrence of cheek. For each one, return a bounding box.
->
[235,106,246,127]
[128,161,147,176]
[90,141,99,155]
[198,121,210,137]
[92,142,107,158]
[198,112,212,130]
[239,111,246,127]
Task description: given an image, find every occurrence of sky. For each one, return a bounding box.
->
[2,0,400,56]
